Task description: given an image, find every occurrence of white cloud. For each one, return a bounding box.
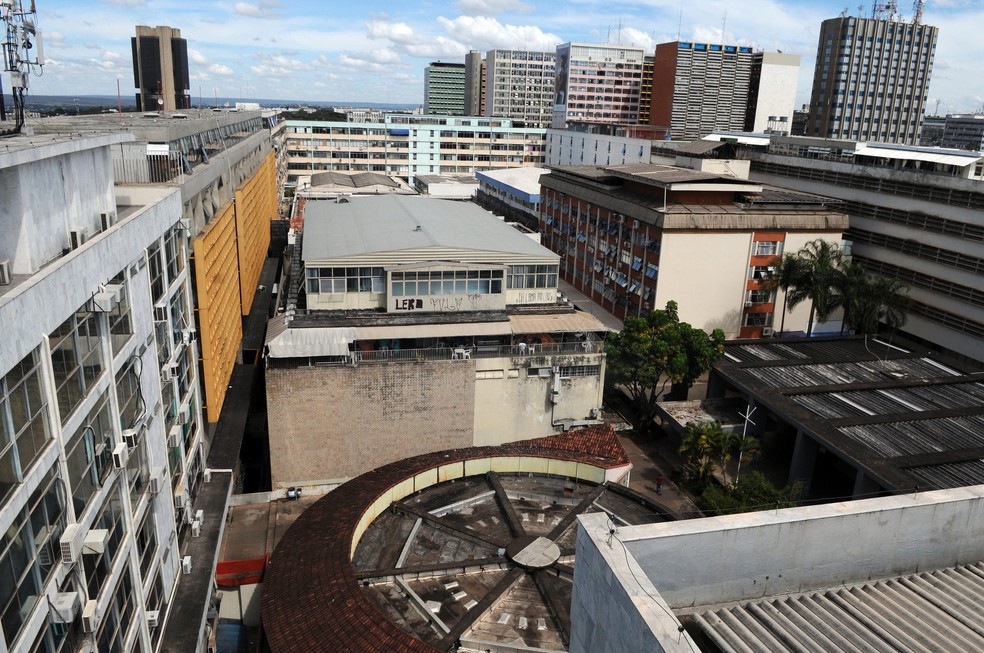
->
[455,0,533,16]
[436,16,561,52]
[101,0,146,6]
[190,49,209,65]
[234,1,282,19]
[102,50,121,61]
[208,63,235,76]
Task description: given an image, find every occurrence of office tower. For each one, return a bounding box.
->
[131,25,190,111]
[745,52,801,133]
[941,114,984,152]
[485,49,556,128]
[424,62,466,115]
[806,16,938,144]
[464,50,485,116]
[649,41,755,140]
[552,43,645,129]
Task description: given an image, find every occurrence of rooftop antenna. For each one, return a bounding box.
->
[1,0,44,136]
[721,10,727,43]
[617,18,622,46]
[677,6,683,41]
[912,0,924,24]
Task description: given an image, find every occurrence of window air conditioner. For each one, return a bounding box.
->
[50,591,82,624]
[82,529,109,555]
[146,610,160,629]
[745,301,753,308]
[81,599,99,633]
[100,211,118,231]
[177,402,190,425]
[182,555,193,574]
[112,443,129,469]
[149,466,165,494]
[0,259,11,286]
[762,327,774,337]
[122,428,138,449]
[89,284,124,313]
[59,523,83,564]
[168,426,182,448]
[69,229,87,251]
[154,300,168,323]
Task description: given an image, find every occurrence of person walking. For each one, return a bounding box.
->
[656,474,665,495]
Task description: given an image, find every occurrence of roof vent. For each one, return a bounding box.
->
[414,225,422,231]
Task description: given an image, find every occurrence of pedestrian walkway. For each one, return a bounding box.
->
[616,427,702,519]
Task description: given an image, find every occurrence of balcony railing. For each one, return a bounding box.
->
[354,341,603,364]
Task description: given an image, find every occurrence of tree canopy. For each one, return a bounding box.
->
[605,301,725,430]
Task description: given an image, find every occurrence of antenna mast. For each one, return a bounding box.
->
[912,0,924,24]
[1,0,44,135]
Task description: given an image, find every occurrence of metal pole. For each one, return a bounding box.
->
[734,405,756,486]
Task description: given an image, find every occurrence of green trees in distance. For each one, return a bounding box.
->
[605,301,725,431]
[698,471,797,516]
[766,239,911,337]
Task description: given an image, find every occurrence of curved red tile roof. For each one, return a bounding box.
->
[261,425,629,653]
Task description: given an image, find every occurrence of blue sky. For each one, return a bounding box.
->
[29,0,984,112]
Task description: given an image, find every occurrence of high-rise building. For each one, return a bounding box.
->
[649,41,755,140]
[464,50,486,116]
[485,49,556,128]
[424,62,466,115]
[552,43,645,128]
[639,55,654,125]
[806,16,938,144]
[941,114,984,152]
[131,25,190,111]
[745,52,801,133]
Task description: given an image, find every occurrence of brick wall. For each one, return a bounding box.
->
[267,361,476,486]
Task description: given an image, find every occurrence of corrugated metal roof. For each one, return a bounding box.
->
[302,195,556,262]
[694,562,984,653]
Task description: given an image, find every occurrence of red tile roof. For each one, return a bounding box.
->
[261,429,630,652]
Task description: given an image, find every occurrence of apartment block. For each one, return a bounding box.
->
[745,52,801,133]
[464,50,486,117]
[538,164,848,337]
[941,114,984,152]
[485,49,556,128]
[285,115,547,185]
[552,43,645,128]
[807,16,938,144]
[424,62,466,116]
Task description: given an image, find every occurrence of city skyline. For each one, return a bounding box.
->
[28,0,984,114]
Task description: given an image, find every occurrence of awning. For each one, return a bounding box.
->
[265,317,356,358]
[509,311,610,335]
[854,144,981,167]
[355,321,512,340]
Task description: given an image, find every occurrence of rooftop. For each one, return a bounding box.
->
[301,195,558,262]
[476,166,549,196]
[713,336,984,491]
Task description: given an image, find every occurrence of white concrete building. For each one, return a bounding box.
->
[0,134,201,652]
[746,52,801,133]
[285,115,546,185]
[545,127,653,167]
[485,49,556,128]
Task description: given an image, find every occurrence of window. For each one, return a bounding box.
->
[147,242,165,303]
[749,266,775,280]
[95,564,135,653]
[392,269,503,296]
[747,289,775,304]
[163,226,184,283]
[64,392,114,514]
[136,510,158,580]
[115,363,142,432]
[307,267,385,294]
[82,485,126,602]
[507,264,558,289]
[0,349,52,499]
[742,312,774,327]
[107,274,132,355]
[0,468,65,647]
[559,365,601,377]
[49,309,104,423]
[754,241,782,257]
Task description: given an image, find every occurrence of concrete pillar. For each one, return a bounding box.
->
[787,429,818,499]
[706,372,727,399]
[852,469,881,499]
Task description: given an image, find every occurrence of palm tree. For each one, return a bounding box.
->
[679,421,718,480]
[786,239,844,336]
[764,254,806,336]
[838,263,911,335]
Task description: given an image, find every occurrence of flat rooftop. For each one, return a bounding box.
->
[713,337,984,491]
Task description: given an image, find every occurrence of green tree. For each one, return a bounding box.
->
[605,301,725,431]
[698,471,796,515]
[763,253,806,336]
[679,421,719,480]
[838,262,911,335]
[785,239,844,336]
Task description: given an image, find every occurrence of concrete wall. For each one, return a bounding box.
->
[657,232,750,337]
[751,54,800,133]
[266,361,476,486]
[546,129,652,167]
[472,354,604,446]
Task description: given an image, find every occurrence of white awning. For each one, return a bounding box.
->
[265,317,356,358]
[509,311,611,334]
[854,144,981,167]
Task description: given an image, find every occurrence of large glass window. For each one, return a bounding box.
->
[49,310,104,423]
[1,349,52,499]
[115,362,143,433]
[391,269,503,296]
[82,485,125,601]
[0,469,65,647]
[507,264,558,289]
[147,242,165,303]
[306,267,385,294]
[163,226,184,282]
[64,393,113,514]
[136,510,157,581]
[95,564,134,653]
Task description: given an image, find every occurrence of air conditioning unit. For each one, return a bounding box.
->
[177,402,190,425]
[745,301,753,308]
[146,610,160,629]
[168,426,182,448]
[762,327,774,337]
[195,509,204,525]
[81,599,99,633]
[83,529,109,555]
[182,505,193,525]
[89,283,124,313]
[50,591,82,624]
[182,555,193,574]
[122,428,138,449]
[0,259,10,286]
[154,300,168,323]
[149,465,165,494]
[59,523,83,564]
[112,443,129,469]
[631,219,639,230]
[191,519,202,537]
[69,229,87,251]
[174,477,189,508]
[181,328,197,345]
[100,211,118,231]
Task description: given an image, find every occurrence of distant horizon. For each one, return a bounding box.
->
[21,94,419,111]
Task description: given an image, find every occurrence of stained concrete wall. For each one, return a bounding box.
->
[266,361,476,487]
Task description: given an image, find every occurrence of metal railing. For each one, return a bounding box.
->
[353,341,603,364]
